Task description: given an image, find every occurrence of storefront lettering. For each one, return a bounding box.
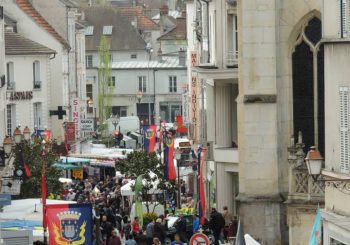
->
[9,91,33,101]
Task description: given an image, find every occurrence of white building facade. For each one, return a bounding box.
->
[87,56,187,124]
[186,0,239,216]
[321,0,350,243]
[4,31,55,137]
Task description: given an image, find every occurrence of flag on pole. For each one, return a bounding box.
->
[158,125,164,151]
[46,203,92,245]
[309,206,322,245]
[135,175,144,228]
[235,220,246,245]
[42,159,47,229]
[19,150,31,177]
[198,147,207,224]
[164,132,176,181]
[143,125,157,153]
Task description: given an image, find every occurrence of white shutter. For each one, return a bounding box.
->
[339,86,349,172]
[341,0,348,37]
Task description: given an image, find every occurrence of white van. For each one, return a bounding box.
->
[99,116,140,136]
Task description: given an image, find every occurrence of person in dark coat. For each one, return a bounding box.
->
[209,208,225,245]
[153,218,166,243]
[101,215,113,244]
[175,214,188,243]
[108,230,122,245]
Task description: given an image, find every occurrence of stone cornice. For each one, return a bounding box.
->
[236,193,283,203]
[243,94,277,104]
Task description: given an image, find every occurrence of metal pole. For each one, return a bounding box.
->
[178,164,180,208]
[94,108,97,131]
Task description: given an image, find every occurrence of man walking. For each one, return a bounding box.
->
[223,206,233,240]
[209,208,225,245]
[146,219,155,245]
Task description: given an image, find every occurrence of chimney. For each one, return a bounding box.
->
[179,48,186,66]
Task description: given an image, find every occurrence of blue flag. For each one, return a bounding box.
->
[309,206,322,245]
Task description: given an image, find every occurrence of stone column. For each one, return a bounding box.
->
[237,0,284,244]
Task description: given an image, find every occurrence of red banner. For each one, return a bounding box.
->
[65,122,76,142]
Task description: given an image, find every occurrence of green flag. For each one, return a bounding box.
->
[135,175,144,228]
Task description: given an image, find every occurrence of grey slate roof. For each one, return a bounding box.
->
[111,56,185,69]
[5,31,56,55]
[83,6,147,51]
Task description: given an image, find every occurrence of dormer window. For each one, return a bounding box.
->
[85,26,94,35]
[103,26,113,35]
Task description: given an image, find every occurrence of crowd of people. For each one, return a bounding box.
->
[58,175,238,245]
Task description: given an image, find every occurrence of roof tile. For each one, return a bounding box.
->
[16,0,69,48]
[5,31,56,55]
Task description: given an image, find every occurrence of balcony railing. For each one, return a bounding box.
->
[289,168,324,201]
[33,81,42,89]
[227,50,238,68]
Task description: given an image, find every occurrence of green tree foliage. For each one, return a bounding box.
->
[116,151,176,211]
[98,35,113,124]
[13,139,63,198]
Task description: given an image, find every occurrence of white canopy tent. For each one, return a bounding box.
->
[121,172,162,196]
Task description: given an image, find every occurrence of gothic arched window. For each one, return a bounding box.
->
[292,17,324,155]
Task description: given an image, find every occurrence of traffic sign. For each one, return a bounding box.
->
[190,233,210,245]
[80,119,94,132]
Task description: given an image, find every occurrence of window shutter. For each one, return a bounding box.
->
[339,86,349,172]
[341,0,348,37]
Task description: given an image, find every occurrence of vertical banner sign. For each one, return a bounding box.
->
[164,132,176,181]
[191,74,198,140]
[72,98,80,139]
[143,125,157,153]
[65,122,76,142]
[46,203,92,245]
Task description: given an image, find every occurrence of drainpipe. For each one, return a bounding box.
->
[200,0,210,63]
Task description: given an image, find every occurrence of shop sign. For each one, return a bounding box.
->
[8,91,33,101]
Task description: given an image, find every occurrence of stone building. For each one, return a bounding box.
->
[186,0,327,244]
[321,0,350,243]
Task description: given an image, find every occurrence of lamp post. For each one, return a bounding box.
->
[88,99,97,131]
[305,146,324,182]
[175,147,182,209]
[110,114,120,131]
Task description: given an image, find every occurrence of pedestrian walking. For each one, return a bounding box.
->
[193,214,200,234]
[125,235,137,245]
[131,216,141,236]
[223,206,233,240]
[153,218,166,244]
[175,214,188,243]
[153,237,162,245]
[146,219,155,245]
[171,234,184,245]
[209,208,225,245]
[108,230,121,245]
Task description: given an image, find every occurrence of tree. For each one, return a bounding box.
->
[98,35,113,126]
[13,139,63,199]
[116,151,176,212]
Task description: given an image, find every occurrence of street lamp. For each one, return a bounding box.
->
[88,99,97,131]
[3,136,13,155]
[13,127,22,144]
[23,126,31,141]
[305,146,324,182]
[175,147,182,208]
[110,114,120,131]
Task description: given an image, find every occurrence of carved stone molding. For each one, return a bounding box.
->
[243,94,277,104]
